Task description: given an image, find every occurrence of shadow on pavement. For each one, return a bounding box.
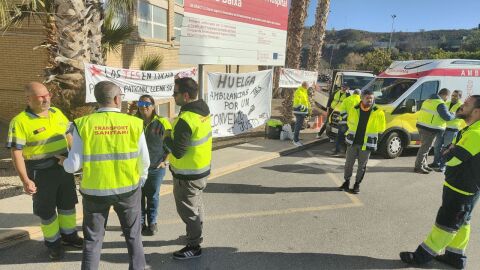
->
[204,183,339,194]
[262,164,326,174]
[145,247,451,270]
[0,243,451,269]
[0,213,38,228]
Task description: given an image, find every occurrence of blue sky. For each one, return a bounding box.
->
[305,0,480,32]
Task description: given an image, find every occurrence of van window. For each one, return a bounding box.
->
[342,75,374,90]
[419,81,439,100]
[394,81,440,114]
[365,78,417,104]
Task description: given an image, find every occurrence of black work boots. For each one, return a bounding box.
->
[338,181,361,194]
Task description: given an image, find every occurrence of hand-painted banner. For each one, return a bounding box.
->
[84,63,197,103]
[207,70,273,137]
[279,68,318,88]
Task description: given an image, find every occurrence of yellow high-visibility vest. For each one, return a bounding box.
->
[417,98,447,131]
[330,90,347,110]
[293,86,311,114]
[345,105,386,151]
[170,111,212,177]
[7,107,69,160]
[338,94,361,124]
[75,112,143,196]
[446,101,465,131]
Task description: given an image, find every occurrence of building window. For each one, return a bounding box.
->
[138,1,167,40]
[174,13,183,42]
[175,0,184,6]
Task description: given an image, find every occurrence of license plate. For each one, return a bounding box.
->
[331,127,338,134]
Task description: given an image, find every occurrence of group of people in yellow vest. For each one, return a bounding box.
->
[7,76,480,269]
[293,81,480,269]
[293,82,386,194]
[7,78,211,269]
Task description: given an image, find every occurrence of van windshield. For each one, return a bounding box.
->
[365,78,417,104]
[342,75,374,90]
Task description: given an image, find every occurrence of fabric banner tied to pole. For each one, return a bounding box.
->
[207,70,273,137]
[84,63,197,103]
[279,68,318,88]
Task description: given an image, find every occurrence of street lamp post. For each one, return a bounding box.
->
[388,14,397,50]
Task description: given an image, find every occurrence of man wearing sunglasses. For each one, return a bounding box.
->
[164,77,212,260]
[7,82,82,260]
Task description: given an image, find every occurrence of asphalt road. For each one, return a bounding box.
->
[1,142,479,270]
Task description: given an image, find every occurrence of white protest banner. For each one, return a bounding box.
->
[279,68,318,88]
[207,70,273,137]
[84,63,197,102]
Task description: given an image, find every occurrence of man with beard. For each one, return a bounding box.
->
[164,77,212,260]
[338,89,386,194]
[400,95,480,269]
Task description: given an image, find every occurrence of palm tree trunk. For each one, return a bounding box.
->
[285,0,310,69]
[307,0,330,71]
[86,0,104,65]
[282,0,310,124]
[49,0,94,119]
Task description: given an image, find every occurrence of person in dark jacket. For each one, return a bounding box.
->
[164,77,212,260]
[136,95,172,236]
[400,95,480,269]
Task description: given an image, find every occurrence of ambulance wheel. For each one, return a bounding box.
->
[379,131,403,159]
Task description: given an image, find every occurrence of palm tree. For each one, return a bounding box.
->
[281,0,310,124]
[307,0,330,72]
[0,0,134,119]
[285,0,310,69]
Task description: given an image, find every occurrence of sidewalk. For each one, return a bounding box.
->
[0,130,327,249]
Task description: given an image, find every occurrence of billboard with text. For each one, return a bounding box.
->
[180,0,289,66]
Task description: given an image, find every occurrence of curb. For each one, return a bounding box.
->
[0,137,328,250]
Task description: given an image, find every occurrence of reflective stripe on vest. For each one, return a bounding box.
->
[75,112,143,196]
[417,99,447,131]
[346,106,384,151]
[331,91,346,109]
[443,181,475,196]
[170,111,212,176]
[446,101,465,130]
[9,107,69,160]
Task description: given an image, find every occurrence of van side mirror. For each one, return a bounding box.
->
[405,99,417,113]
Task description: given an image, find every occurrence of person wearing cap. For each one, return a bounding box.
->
[135,95,172,236]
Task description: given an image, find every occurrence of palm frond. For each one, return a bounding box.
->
[102,20,134,54]
[105,0,134,15]
[140,55,164,71]
[0,0,11,27]
[0,0,53,31]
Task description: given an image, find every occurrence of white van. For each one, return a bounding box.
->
[362,59,480,158]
